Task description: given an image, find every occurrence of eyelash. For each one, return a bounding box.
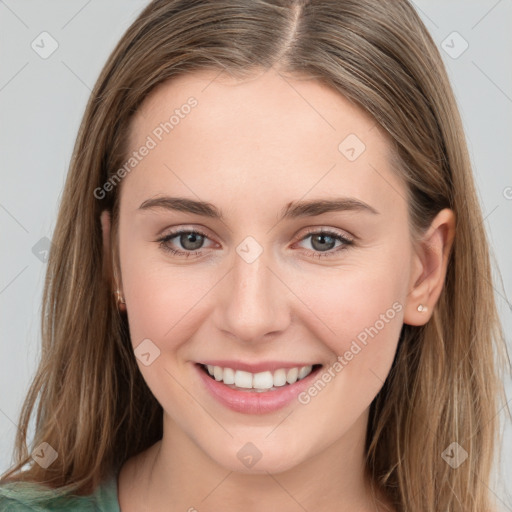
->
[156,227,354,259]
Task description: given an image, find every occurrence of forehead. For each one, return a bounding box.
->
[130,68,381,147]
[121,68,406,220]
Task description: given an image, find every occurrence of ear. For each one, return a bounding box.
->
[403,208,455,326]
[100,210,126,311]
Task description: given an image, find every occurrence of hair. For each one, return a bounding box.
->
[1,0,509,510]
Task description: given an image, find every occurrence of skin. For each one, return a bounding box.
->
[101,67,455,512]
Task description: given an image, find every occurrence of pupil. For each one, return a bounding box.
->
[181,232,204,250]
[312,234,335,252]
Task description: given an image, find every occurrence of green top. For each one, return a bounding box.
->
[0,470,120,511]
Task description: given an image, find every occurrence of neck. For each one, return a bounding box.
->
[132,410,383,512]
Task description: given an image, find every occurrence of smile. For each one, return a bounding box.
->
[202,363,319,392]
[195,362,324,414]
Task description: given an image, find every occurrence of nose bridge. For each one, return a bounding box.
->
[217,242,289,342]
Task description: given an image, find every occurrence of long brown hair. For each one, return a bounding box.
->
[2,1,509,510]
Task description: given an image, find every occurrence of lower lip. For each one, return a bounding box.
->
[195,363,322,414]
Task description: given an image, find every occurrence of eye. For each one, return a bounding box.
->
[157,228,215,258]
[156,226,354,259]
[295,228,354,258]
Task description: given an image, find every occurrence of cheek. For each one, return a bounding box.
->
[291,269,406,422]
[117,225,202,343]
[119,252,214,413]
[298,262,405,344]
[122,260,216,345]
[289,250,409,392]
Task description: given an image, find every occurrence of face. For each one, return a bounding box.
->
[105,68,420,474]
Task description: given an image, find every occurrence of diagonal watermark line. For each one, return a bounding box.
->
[368,358,440,444]
[469,394,512,445]
[163,163,233,234]
[265,266,337,336]
[265,410,294,438]
[164,267,234,337]
[472,61,512,105]
[463,203,512,310]
[483,204,499,222]
[61,0,92,29]
[275,70,336,130]
[478,203,504,308]
[483,275,512,312]
[409,0,439,29]
[162,366,234,438]
[368,367,385,384]
[199,471,234,503]
[453,335,477,379]
[266,472,310,512]
[0,0,29,29]
[470,466,512,511]
[0,62,29,92]
[471,0,504,30]
[61,60,91,91]
[0,406,20,430]
[0,203,29,233]
[200,65,229,93]
[0,265,29,295]
[367,162,408,204]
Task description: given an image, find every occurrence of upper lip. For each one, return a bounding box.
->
[196,360,321,374]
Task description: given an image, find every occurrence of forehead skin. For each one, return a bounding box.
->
[120,68,408,235]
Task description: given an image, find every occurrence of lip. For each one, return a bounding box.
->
[195,362,323,414]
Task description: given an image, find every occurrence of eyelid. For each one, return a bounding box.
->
[159,227,218,247]
[159,223,212,238]
[157,225,355,258]
[159,225,219,244]
[158,224,354,242]
[294,226,355,243]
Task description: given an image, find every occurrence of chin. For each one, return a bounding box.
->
[202,438,309,475]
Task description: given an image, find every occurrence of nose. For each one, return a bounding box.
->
[214,246,291,343]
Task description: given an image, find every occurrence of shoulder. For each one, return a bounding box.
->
[0,494,42,511]
[0,472,120,511]
[0,481,52,511]
[0,482,58,511]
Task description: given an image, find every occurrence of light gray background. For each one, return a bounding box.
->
[1,0,511,508]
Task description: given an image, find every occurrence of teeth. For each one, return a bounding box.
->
[252,371,273,390]
[298,366,311,379]
[286,367,298,384]
[222,367,235,385]
[204,364,314,391]
[234,370,253,389]
[213,366,223,381]
[273,368,287,387]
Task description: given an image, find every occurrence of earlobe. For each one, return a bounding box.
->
[403,208,455,326]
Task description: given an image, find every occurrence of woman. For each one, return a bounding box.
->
[0,0,508,510]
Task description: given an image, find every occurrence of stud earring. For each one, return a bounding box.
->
[115,289,126,305]
[417,304,428,312]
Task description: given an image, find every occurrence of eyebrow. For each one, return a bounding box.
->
[138,195,379,219]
